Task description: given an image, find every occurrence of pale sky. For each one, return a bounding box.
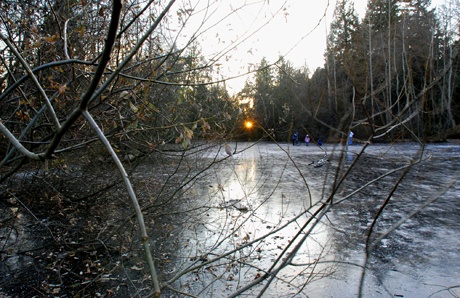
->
[176,0,446,94]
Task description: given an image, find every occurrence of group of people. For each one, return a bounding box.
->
[291,132,321,146]
[291,131,354,146]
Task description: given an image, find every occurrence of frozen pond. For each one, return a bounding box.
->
[2,141,459,297]
[159,141,460,297]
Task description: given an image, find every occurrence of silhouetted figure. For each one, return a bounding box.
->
[292,132,299,146]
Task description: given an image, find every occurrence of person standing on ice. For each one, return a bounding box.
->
[292,132,299,146]
[305,134,310,146]
[348,131,354,145]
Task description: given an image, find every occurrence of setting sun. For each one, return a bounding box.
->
[244,120,253,129]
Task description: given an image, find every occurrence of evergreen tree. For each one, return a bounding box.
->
[253,58,275,129]
[326,0,362,131]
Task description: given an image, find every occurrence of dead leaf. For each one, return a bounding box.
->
[129,101,138,113]
[57,83,69,95]
[120,90,130,99]
[225,144,232,156]
[43,34,59,44]
[131,265,142,271]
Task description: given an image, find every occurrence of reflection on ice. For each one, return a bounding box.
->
[164,142,460,297]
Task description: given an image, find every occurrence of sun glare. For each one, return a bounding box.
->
[244,120,253,129]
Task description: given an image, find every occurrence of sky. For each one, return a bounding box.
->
[176,0,447,94]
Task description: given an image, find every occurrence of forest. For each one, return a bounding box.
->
[239,0,460,143]
[1,0,459,297]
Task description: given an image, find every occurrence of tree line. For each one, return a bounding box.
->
[238,0,460,144]
[1,0,459,172]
